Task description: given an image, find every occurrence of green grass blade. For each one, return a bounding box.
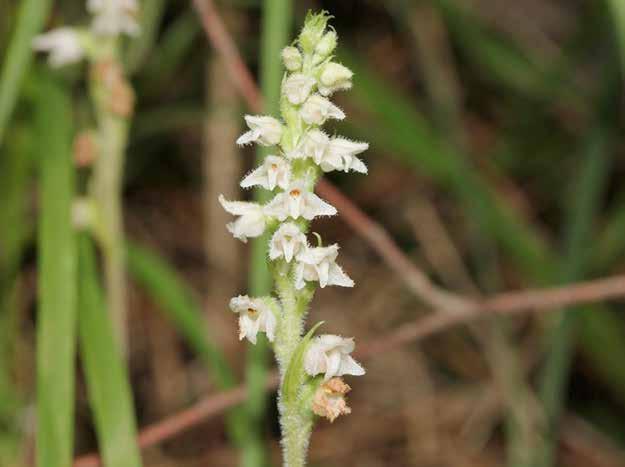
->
[536,130,612,467]
[35,70,77,467]
[125,241,247,446]
[78,235,142,467]
[0,0,52,145]
[606,0,625,76]
[125,0,167,75]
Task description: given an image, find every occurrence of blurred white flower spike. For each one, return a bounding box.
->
[221,10,368,465]
[87,0,140,37]
[34,0,141,67]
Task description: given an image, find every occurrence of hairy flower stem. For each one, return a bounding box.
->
[274,267,314,467]
[89,44,133,354]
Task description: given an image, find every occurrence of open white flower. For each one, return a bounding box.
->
[294,244,354,289]
[283,73,316,105]
[324,137,368,173]
[269,222,308,263]
[318,62,353,96]
[299,130,368,173]
[264,180,336,221]
[33,28,85,68]
[229,295,277,344]
[237,115,283,146]
[304,335,365,381]
[87,0,140,37]
[218,195,266,243]
[241,155,291,191]
[300,94,345,125]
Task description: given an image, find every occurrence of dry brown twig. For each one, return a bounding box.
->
[73,1,625,464]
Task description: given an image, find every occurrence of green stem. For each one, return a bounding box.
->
[89,49,132,354]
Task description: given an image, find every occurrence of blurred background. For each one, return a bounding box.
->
[2,0,625,466]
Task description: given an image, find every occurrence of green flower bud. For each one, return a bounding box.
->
[299,10,332,53]
[315,30,337,57]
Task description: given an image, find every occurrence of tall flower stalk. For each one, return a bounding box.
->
[34,0,139,352]
[221,11,367,466]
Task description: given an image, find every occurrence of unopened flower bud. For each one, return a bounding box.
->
[282,46,302,71]
[299,11,331,53]
[315,30,337,57]
[72,198,96,231]
[283,73,316,105]
[318,62,353,96]
[312,377,352,422]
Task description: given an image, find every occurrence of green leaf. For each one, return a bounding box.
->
[283,321,324,406]
[78,234,142,467]
[35,70,77,467]
[0,0,53,145]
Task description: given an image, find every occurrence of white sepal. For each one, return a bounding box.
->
[218,195,266,243]
[283,73,316,105]
[229,295,277,344]
[304,334,365,381]
[33,28,85,67]
[300,94,345,126]
[240,155,291,191]
[236,115,283,147]
[269,222,308,263]
[264,180,337,221]
[294,244,354,290]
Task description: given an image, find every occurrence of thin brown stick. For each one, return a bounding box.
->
[190,0,468,313]
[73,273,625,466]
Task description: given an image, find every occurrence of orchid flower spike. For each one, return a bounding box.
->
[304,334,365,381]
[221,11,368,461]
[229,295,277,344]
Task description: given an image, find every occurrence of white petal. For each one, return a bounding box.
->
[240,165,269,189]
[339,356,366,377]
[294,262,307,290]
[316,260,330,288]
[263,310,277,342]
[218,195,259,216]
[328,263,355,287]
[302,192,337,219]
[283,73,316,105]
[324,351,343,380]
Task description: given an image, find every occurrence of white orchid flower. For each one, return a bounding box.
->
[283,73,317,105]
[237,115,284,147]
[294,244,354,289]
[299,130,368,173]
[269,222,308,263]
[300,94,345,125]
[229,295,277,344]
[318,62,353,96]
[241,155,291,191]
[264,180,336,221]
[218,195,266,243]
[304,334,365,380]
[33,28,85,68]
